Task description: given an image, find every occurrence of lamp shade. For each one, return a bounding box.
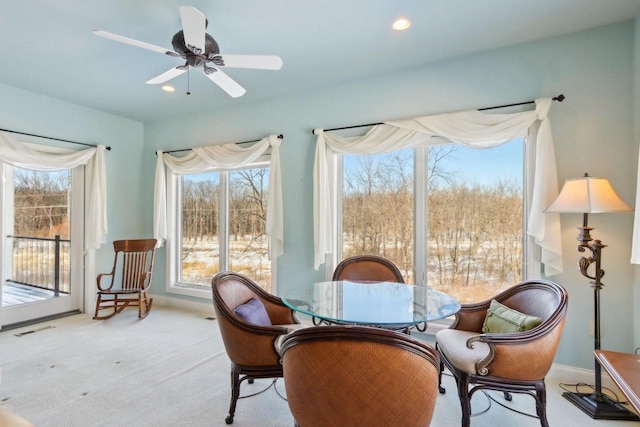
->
[545,176,632,213]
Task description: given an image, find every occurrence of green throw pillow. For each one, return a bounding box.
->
[482,299,542,333]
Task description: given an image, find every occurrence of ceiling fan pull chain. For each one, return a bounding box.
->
[186,68,191,96]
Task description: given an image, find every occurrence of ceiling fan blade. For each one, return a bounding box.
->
[204,69,246,98]
[179,6,206,53]
[217,54,283,70]
[92,30,177,56]
[145,67,187,84]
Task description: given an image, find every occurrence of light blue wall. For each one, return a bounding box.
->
[0,82,146,283]
[146,21,638,369]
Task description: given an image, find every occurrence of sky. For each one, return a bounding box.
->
[343,138,524,188]
[442,139,523,186]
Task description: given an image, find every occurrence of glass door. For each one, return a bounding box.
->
[0,165,84,328]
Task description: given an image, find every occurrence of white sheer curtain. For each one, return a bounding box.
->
[0,132,108,250]
[313,98,563,276]
[154,134,284,258]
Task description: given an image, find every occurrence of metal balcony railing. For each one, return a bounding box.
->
[6,234,71,296]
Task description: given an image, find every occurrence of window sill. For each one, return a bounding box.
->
[167,282,212,299]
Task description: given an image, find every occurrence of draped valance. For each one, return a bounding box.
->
[154,134,284,259]
[0,132,108,250]
[313,98,562,276]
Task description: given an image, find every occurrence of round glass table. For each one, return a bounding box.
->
[281,280,461,329]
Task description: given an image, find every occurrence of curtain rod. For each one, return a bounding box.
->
[157,134,284,155]
[0,128,112,150]
[311,94,565,135]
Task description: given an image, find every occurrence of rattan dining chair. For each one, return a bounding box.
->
[280,325,440,427]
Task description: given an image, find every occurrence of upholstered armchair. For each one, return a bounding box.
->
[280,325,440,427]
[435,279,568,427]
[332,254,405,283]
[211,271,303,425]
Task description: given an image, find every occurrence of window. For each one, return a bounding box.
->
[339,139,525,304]
[169,162,272,296]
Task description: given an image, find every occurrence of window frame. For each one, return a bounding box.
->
[165,160,273,299]
[332,137,538,307]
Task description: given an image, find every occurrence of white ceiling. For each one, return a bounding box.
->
[2,1,640,123]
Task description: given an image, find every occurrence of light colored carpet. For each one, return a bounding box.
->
[0,307,637,426]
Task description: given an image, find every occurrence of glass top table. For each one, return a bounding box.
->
[281,280,461,328]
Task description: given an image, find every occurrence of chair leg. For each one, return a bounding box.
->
[93,294,102,320]
[535,380,549,427]
[438,358,446,394]
[93,294,118,320]
[455,373,472,427]
[503,391,513,401]
[138,292,153,319]
[226,366,241,424]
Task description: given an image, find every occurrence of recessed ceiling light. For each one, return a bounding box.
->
[393,18,411,31]
[162,85,176,92]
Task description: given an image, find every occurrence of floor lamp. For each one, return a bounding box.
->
[545,173,638,420]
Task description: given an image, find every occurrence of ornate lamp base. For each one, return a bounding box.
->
[563,391,640,420]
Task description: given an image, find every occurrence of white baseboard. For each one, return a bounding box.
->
[549,363,617,390]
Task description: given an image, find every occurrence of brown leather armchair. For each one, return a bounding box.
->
[435,279,568,427]
[280,325,440,427]
[211,271,303,425]
[332,254,405,282]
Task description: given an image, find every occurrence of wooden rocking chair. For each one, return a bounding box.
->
[93,239,157,320]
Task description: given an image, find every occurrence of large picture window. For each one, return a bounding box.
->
[339,140,524,303]
[177,164,271,292]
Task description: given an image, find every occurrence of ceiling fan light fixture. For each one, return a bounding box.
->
[162,85,176,92]
[392,17,411,31]
[94,5,282,98]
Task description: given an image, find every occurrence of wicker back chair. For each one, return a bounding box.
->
[280,325,440,426]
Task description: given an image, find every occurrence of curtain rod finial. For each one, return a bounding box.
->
[554,94,565,102]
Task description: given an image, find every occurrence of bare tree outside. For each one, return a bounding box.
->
[228,168,270,286]
[343,149,414,280]
[181,173,221,287]
[181,167,271,291]
[342,143,524,304]
[14,169,70,239]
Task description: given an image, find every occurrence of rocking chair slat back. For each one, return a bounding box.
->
[94,238,157,320]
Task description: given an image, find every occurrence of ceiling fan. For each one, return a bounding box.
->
[93,5,282,98]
